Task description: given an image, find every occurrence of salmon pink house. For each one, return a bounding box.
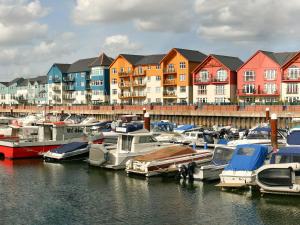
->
[237,50,297,103]
[192,54,243,104]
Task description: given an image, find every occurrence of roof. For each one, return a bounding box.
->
[135,54,166,65]
[261,51,298,66]
[68,57,98,73]
[54,64,71,73]
[211,54,244,71]
[18,76,48,87]
[8,78,25,86]
[89,53,114,67]
[225,144,268,171]
[119,54,144,65]
[173,48,207,62]
[0,82,9,86]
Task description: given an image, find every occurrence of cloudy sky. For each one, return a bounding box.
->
[0,0,299,80]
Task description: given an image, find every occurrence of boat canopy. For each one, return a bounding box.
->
[224,144,268,171]
[51,142,88,154]
[270,146,300,164]
[174,125,197,132]
[287,129,300,145]
[212,146,234,165]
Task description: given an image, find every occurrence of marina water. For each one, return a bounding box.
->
[0,159,300,225]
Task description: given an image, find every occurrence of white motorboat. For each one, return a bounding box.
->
[126,146,212,177]
[88,131,177,169]
[217,144,269,188]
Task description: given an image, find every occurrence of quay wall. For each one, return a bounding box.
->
[0,105,299,128]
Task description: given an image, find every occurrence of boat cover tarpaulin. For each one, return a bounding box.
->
[51,142,88,154]
[224,144,268,171]
[287,130,300,145]
[133,146,197,162]
[174,125,196,131]
[276,147,300,155]
[252,127,270,132]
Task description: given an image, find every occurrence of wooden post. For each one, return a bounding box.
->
[265,108,270,122]
[144,112,150,131]
[142,107,146,119]
[270,113,278,152]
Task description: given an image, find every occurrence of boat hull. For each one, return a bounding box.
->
[44,146,90,162]
[193,164,227,181]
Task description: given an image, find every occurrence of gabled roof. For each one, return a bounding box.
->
[89,53,114,67]
[0,82,9,86]
[28,75,47,85]
[135,54,166,66]
[54,64,71,73]
[260,51,298,66]
[161,48,207,63]
[8,78,25,86]
[211,54,244,71]
[67,57,98,73]
[120,54,144,65]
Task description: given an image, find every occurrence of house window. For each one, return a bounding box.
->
[215,85,225,95]
[287,83,298,94]
[264,83,276,94]
[112,78,117,84]
[179,62,186,69]
[215,97,225,103]
[138,66,143,75]
[265,69,276,80]
[147,76,151,81]
[156,76,161,81]
[156,98,161,103]
[179,74,185,81]
[244,71,255,81]
[198,70,209,82]
[156,87,161,93]
[147,98,151,103]
[147,65,151,70]
[196,97,207,103]
[288,66,300,79]
[197,85,207,95]
[216,69,227,81]
[180,86,186,93]
[128,67,131,72]
[81,82,85,86]
[156,64,161,69]
[113,99,117,104]
[243,84,255,94]
[112,68,117,74]
[120,67,124,73]
[112,89,117,95]
[167,64,175,72]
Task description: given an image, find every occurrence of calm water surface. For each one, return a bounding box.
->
[0,159,300,225]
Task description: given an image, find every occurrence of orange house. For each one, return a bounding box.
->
[192,54,243,104]
[109,54,165,104]
[160,48,206,105]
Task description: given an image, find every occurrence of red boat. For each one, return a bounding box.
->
[0,122,103,159]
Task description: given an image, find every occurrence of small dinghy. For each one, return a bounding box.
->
[217,144,268,188]
[256,147,300,195]
[44,142,89,162]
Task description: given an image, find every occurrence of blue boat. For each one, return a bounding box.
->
[218,144,268,187]
[44,142,89,162]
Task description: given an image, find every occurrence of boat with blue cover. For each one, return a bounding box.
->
[43,142,89,161]
[218,144,269,187]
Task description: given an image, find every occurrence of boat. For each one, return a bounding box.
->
[173,124,198,134]
[0,122,103,159]
[187,145,235,181]
[88,131,177,169]
[126,146,212,177]
[256,147,300,195]
[217,144,269,188]
[227,125,287,147]
[43,142,90,162]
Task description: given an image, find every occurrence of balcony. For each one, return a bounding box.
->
[63,85,75,91]
[63,95,75,100]
[118,93,132,99]
[53,96,61,101]
[163,68,176,75]
[282,75,300,82]
[119,82,131,88]
[63,76,75,82]
[118,72,131,78]
[163,79,177,86]
[53,86,61,91]
[237,89,280,96]
[286,90,298,94]
[194,77,211,85]
[211,77,229,84]
[163,91,177,98]
[133,71,146,76]
[53,77,61,83]
[132,81,146,87]
[132,92,146,98]
[86,84,91,90]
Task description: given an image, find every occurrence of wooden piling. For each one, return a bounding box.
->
[270,113,278,152]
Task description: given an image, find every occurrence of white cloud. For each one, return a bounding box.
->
[73,0,193,32]
[103,35,142,56]
[194,0,300,42]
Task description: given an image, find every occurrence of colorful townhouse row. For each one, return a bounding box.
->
[2,48,300,106]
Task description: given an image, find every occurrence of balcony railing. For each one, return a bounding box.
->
[237,89,280,96]
[119,82,131,88]
[163,79,177,86]
[63,85,75,91]
[118,72,131,77]
[63,76,75,82]
[132,81,146,87]
[53,77,61,83]
[163,91,177,98]
[132,92,146,98]
[282,75,300,82]
[211,77,229,83]
[53,96,61,101]
[194,78,211,84]
[63,95,75,100]
[53,85,61,91]
[286,90,298,94]
[163,68,176,74]
[133,71,146,76]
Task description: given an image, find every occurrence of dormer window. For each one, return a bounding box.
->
[199,70,209,81]
[216,69,227,81]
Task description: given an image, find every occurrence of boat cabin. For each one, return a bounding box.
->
[270,147,300,164]
[212,146,235,165]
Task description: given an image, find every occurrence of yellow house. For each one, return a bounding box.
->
[109,54,165,104]
[160,48,207,104]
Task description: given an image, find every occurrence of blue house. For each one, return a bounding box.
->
[89,53,114,104]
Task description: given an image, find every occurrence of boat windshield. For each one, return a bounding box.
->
[212,147,234,165]
[247,130,270,139]
[274,155,300,164]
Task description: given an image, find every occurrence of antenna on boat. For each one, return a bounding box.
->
[270,113,278,152]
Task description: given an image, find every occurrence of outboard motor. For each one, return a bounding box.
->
[187,162,196,182]
[178,164,188,180]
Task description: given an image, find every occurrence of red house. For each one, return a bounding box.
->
[237,50,297,103]
[192,54,243,103]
